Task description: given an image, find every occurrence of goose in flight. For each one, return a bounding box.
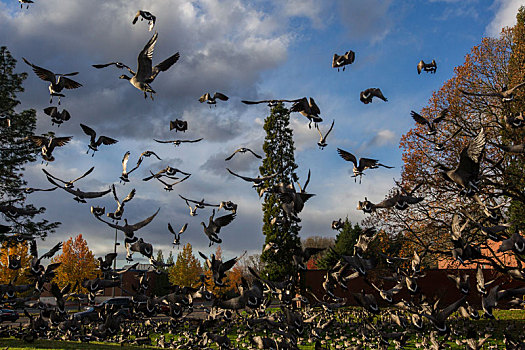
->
[199,251,245,286]
[417,59,437,74]
[127,238,154,261]
[120,151,143,183]
[107,184,135,221]
[29,134,72,163]
[45,176,111,203]
[80,124,118,156]
[360,88,387,104]
[42,166,94,189]
[290,97,322,128]
[337,148,393,183]
[23,58,82,105]
[422,296,466,334]
[241,98,299,106]
[201,209,236,246]
[415,126,462,151]
[154,173,191,191]
[410,109,447,136]
[154,138,203,146]
[142,166,190,181]
[178,194,219,209]
[316,119,334,149]
[19,0,33,9]
[226,168,278,188]
[169,119,187,132]
[199,92,229,106]
[93,208,160,246]
[23,186,57,194]
[168,223,188,246]
[332,50,355,71]
[225,147,262,161]
[92,61,133,71]
[459,81,525,102]
[504,112,525,128]
[433,128,485,195]
[43,107,70,127]
[132,10,156,31]
[118,32,180,100]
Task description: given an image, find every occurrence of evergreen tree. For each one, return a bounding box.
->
[259,103,301,281]
[317,218,361,270]
[0,47,59,239]
[152,249,170,296]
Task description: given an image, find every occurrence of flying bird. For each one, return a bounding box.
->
[410,109,448,136]
[168,223,188,246]
[459,82,525,102]
[337,148,393,183]
[154,173,191,191]
[107,184,136,221]
[360,88,387,104]
[169,119,188,132]
[332,50,355,71]
[316,119,334,149]
[241,98,299,106]
[154,138,203,146]
[46,176,111,203]
[42,166,94,189]
[29,134,72,163]
[143,166,190,181]
[226,168,279,188]
[290,97,322,128]
[23,58,82,104]
[120,151,143,183]
[79,124,118,156]
[43,107,70,127]
[199,92,229,106]
[19,0,34,9]
[417,59,437,74]
[225,147,262,161]
[118,32,180,99]
[201,209,236,246]
[132,10,156,31]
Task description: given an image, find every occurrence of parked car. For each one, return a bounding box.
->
[73,298,132,323]
[0,309,19,322]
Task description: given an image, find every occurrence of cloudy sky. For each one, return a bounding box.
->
[0,0,522,265]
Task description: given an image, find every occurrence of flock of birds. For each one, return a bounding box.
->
[1,4,525,350]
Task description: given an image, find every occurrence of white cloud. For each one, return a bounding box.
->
[486,0,523,36]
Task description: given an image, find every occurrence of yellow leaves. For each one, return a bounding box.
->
[0,241,31,284]
[168,243,202,288]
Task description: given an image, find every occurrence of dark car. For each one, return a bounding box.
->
[0,309,19,322]
[73,298,132,323]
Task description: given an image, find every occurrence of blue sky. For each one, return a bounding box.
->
[0,0,522,265]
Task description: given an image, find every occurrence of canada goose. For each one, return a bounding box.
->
[97,253,117,273]
[23,58,82,104]
[79,124,118,156]
[42,166,94,189]
[7,255,21,270]
[241,98,299,106]
[23,186,57,194]
[201,209,236,246]
[218,200,237,213]
[331,218,343,230]
[354,227,377,257]
[504,111,524,128]
[422,296,466,334]
[357,192,424,213]
[43,107,70,126]
[482,285,525,318]
[119,32,180,99]
[29,135,72,163]
[93,208,159,244]
[46,175,111,203]
[178,194,219,209]
[199,251,244,286]
[459,81,525,102]
[316,119,334,149]
[107,184,135,220]
[169,119,187,132]
[154,137,203,146]
[225,147,262,161]
[154,173,190,191]
[332,50,355,71]
[198,92,229,106]
[132,10,156,31]
[433,128,486,194]
[92,61,133,71]
[292,247,326,270]
[168,222,188,246]
[497,231,525,254]
[290,97,323,128]
[128,238,153,261]
[19,0,33,9]
[415,126,462,151]
[417,59,437,74]
[369,281,404,303]
[226,168,278,188]
[120,151,142,183]
[138,150,161,161]
[496,142,525,154]
[360,88,387,104]
[447,273,470,294]
[28,240,62,276]
[337,148,393,183]
[410,109,447,136]
[353,290,379,314]
[143,166,190,181]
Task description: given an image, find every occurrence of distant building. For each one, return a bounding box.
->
[437,240,517,269]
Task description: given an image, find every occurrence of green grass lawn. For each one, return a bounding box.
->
[2,309,524,349]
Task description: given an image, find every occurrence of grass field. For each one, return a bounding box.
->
[1,309,524,349]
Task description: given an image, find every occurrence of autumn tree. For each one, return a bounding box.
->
[52,234,98,293]
[259,103,301,281]
[203,246,243,298]
[0,241,31,284]
[0,46,59,239]
[168,243,202,288]
[364,9,525,277]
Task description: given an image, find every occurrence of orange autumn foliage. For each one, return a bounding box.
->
[0,241,31,284]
